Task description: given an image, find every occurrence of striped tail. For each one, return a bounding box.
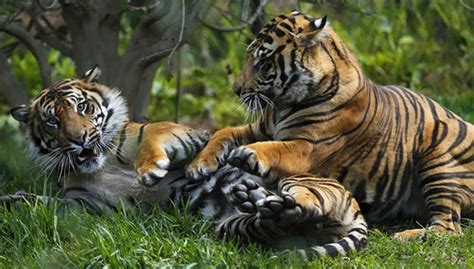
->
[297,219,368,258]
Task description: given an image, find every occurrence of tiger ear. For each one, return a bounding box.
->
[82,65,102,83]
[11,105,29,123]
[312,15,327,31]
[296,15,327,48]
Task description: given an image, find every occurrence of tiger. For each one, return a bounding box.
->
[186,11,474,241]
[6,65,210,213]
[2,66,367,258]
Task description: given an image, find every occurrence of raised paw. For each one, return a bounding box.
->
[227,146,270,178]
[230,178,270,214]
[137,157,170,187]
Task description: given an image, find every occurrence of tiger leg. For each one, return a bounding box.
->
[135,122,209,187]
[394,178,467,240]
[227,140,314,183]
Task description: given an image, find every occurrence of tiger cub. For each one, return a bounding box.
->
[187,11,474,240]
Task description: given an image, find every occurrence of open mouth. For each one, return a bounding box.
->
[77,148,98,162]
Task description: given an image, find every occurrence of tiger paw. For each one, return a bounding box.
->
[229,178,270,214]
[137,158,170,187]
[255,191,303,226]
[230,178,302,226]
[227,146,271,179]
[186,150,227,181]
[393,228,426,241]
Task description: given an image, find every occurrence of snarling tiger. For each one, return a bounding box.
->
[8,65,209,212]
[187,11,474,241]
[2,66,367,257]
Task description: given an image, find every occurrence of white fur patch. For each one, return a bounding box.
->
[155,158,170,169]
[314,18,324,29]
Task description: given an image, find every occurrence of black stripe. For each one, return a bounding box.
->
[273,28,285,37]
[347,234,367,250]
[138,124,147,144]
[172,133,191,157]
[278,22,293,32]
[422,172,474,185]
[337,238,352,253]
[102,108,115,132]
[323,245,341,257]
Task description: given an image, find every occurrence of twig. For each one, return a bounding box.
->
[138,47,174,68]
[199,0,267,32]
[460,0,474,11]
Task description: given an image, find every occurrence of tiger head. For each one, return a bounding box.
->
[11,66,128,174]
[234,11,360,111]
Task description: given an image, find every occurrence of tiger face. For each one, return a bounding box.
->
[233,11,332,111]
[11,66,128,174]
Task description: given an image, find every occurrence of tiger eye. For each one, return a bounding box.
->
[46,117,58,126]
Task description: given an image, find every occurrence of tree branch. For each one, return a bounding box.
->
[138,48,174,69]
[199,0,267,32]
[28,14,73,57]
[0,23,52,88]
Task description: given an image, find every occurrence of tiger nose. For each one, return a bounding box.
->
[68,130,87,145]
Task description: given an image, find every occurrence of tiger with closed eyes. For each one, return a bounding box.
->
[2,66,367,258]
[187,11,474,241]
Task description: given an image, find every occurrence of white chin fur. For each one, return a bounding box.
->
[77,154,106,173]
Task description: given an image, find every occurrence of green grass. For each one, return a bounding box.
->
[0,202,473,268]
